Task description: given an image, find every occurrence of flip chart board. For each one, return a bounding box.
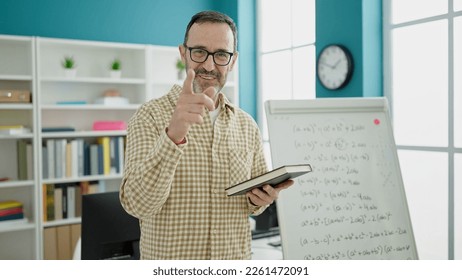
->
[265,98,418,260]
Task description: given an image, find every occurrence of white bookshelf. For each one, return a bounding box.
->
[0,35,239,259]
[35,38,146,259]
[0,34,39,260]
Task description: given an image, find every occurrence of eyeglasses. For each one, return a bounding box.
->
[185,46,234,66]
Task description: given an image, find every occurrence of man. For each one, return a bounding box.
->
[120,10,293,259]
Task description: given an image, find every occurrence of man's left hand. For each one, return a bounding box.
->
[246,180,294,207]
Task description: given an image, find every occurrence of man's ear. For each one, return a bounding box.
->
[178,44,186,63]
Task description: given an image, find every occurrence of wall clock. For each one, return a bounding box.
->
[317,44,353,90]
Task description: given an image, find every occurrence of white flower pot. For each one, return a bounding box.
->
[64,68,77,78]
[110,70,122,79]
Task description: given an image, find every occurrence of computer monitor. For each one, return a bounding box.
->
[81,191,140,260]
[251,202,279,238]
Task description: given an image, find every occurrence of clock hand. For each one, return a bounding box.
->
[320,62,334,69]
[333,59,341,68]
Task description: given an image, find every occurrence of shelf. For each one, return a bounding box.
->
[40,77,145,84]
[42,173,123,184]
[0,219,35,233]
[0,180,35,189]
[0,133,34,140]
[0,104,33,110]
[41,130,126,138]
[43,217,81,228]
[0,74,33,81]
[40,104,140,110]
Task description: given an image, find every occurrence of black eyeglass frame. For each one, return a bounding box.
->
[185,45,234,66]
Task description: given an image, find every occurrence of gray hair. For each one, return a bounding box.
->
[183,10,237,52]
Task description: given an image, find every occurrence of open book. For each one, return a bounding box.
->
[226,164,312,196]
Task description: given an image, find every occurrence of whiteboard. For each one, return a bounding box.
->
[265,98,418,260]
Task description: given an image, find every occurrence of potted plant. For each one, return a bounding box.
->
[110,58,122,78]
[62,56,77,78]
[176,58,185,80]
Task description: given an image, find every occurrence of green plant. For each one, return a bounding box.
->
[111,58,121,70]
[176,58,185,71]
[62,56,76,69]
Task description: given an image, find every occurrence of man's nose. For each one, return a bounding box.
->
[202,54,216,71]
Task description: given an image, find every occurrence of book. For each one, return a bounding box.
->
[56,100,87,105]
[92,121,126,131]
[0,212,24,221]
[45,184,55,221]
[0,207,23,216]
[97,137,111,174]
[0,200,23,210]
[42,127,75,133]
[46,139,55,179]
[225,164,312,196]
[0,125,31,135]
[54,186,63,220]
[16,140,28,180]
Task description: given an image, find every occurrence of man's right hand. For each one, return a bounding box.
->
[166,69,216,143]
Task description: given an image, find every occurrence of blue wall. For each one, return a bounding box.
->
[1,0,382,117]
[0,0,213,46]
[316,0,382,98]
[0,0,258,116]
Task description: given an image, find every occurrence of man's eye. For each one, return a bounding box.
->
[216,52,228,58]
[193,50,207,56]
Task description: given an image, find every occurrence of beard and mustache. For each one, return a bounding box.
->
[191,68,227,95]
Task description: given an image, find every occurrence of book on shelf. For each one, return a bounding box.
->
[44,184,55,221]
[43,183,84,221]
[0,200,25,222]
[46,139,55,179]
[0,125,31,135]
[97,137,111,174]
[92,120,126,131]
[0,213,24,221]
[225,164,312,196]
[55,100,87,105]
[41,136,124,179]
[42,127,76,133]
[16,140,28,180]
[0,200,23,210]
[53,186,63,220]
[0,207,23,216]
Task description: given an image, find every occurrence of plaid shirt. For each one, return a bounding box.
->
[120,85,268,259]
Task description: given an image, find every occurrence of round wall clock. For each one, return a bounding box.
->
[317,44,353,90]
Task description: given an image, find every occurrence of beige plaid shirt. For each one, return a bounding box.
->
[120,85,268,259]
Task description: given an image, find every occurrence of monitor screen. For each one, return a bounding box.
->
[251,202,279,239]
[81,191,140,260]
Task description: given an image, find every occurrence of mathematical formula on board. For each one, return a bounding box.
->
[266,99,417,260]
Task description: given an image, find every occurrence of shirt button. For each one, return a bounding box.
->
[212,229,218,235]
[212,189,219,194]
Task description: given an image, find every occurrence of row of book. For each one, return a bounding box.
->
[42,181,105,222]
[0,200,25,222]
[42,136,125,179]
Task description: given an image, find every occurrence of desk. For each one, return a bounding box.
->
[251,235,283,260]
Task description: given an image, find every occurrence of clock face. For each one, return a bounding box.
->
[317,45,353,90]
